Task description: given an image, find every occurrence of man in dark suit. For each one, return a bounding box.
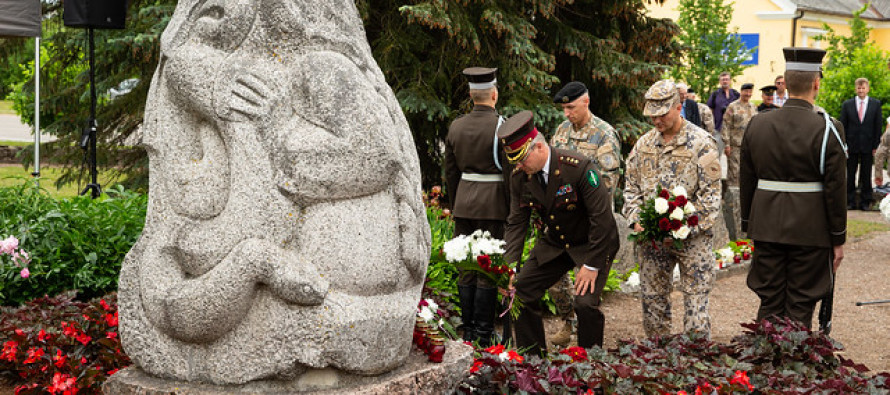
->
[444,67,509,346]
[741,47,847,329]
[499,111,619,356]
[839,77,883,210]
[677,83,703,128]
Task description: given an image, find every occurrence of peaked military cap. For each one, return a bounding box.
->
[463,67,498,89]
[643,80,680,117]
[553,81,588,103]
[783,47,826,75]
[741,83,754,90]
[760,85,777,95]
[498,110,538,164]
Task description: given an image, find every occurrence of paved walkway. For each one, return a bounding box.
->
[0,114,55,142]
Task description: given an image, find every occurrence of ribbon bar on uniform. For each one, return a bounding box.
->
[461,173,504,182]
[757,179,823,192]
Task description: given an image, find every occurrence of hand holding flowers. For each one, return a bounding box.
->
[628,186,700,249]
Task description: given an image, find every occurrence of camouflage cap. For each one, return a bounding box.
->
[643,80,680,117]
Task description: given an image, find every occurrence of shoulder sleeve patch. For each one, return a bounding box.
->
[699,150,720,181]
[587,169,600,188]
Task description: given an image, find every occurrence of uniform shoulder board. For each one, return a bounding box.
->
[559,155,581,167]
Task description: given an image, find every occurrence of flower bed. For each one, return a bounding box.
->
[457,319,890,394]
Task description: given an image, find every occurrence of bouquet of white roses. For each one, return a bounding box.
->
[881,194,890,222]
[442,230,521,319]
[628,186,700,249]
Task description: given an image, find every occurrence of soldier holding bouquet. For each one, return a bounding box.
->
[623,80,722,338]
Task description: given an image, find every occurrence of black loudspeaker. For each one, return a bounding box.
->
[63,0,128,29]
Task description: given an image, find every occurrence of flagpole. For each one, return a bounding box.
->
[32,36,40,184]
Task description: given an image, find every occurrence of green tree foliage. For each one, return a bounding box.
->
[815,4,890,118]
[5,1,678,190]
[670,0,753,98]
[360,0,681,185]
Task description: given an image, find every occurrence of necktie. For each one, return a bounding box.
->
[858,101,865,122]
[536,171,547,187]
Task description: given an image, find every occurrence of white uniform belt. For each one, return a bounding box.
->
[757,179,823,192]
[461,172,503,182]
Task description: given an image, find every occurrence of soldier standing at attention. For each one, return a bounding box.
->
[500,111,619,356]
[546,81,622,347]
[741,48,847,329]
[624,80,722,338]
[444,67,509,346]
[757,85,780,113]
[722,83,758,186]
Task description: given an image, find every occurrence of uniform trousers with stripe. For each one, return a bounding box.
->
[746,241,833,329]
[513,251,611,355]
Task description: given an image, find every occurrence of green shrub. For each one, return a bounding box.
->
[0,183,146,305]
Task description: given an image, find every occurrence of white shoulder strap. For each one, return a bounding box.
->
[493,115,505,171]
[820,112,848,175]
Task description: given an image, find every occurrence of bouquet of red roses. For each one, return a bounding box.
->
[628,186,700,249]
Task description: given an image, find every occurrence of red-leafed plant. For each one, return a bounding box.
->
[0,292,129,394]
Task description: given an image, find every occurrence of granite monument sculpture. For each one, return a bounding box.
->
[117,0,431,386]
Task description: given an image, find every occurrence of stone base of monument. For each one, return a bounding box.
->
[103,341,473,394]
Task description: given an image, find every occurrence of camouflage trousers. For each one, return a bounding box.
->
[726,146,741,187]
[547,272,576,322]
[638,234,715,338]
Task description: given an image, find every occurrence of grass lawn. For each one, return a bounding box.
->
[0,100,15,115]
[0,140,32,147]
[0,165,121,198]
[848,218,890,239]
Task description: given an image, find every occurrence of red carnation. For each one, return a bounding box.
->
[658,218,671,231]
[477,255,492,270]
[674,195,688,207]
[688,215,699,227]
[659,189,670,199]
[670,219,682,230]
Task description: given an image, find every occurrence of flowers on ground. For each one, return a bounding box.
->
[629,186,700,249]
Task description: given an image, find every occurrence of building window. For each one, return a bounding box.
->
[801,27,826,48]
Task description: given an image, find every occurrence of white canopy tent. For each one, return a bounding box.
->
[0,0,43,178]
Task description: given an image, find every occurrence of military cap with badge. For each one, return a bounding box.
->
[498,111,539,164]
[553,81,588,104]
[760,85,777,96]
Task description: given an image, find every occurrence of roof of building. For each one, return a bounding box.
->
[792,0,890,20]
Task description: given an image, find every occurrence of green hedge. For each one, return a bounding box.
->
[0,183,146,305]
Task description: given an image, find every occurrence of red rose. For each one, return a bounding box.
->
[659,218,671,231]
[668,202,677,212]
[687,215,699,227]
[674,195,688,207]
[659,189,670,199]
[670,219,682,230]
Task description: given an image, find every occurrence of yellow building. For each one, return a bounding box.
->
[647,0,890,91]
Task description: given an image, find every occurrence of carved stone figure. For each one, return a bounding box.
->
[117,0,430,385]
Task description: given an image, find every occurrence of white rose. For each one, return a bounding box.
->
[684,201,695,214]
[672,186,688,198]
[443,236,470,262]
[654,197,669,214]
[425,298,439,312]
[418,306,435,322]
[672,225,691,240]
[719,248,735,261]
[669,207,685,221]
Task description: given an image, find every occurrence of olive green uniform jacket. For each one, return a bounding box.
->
[740,99,847,247]
[444,105,509,220]
[504,148,619,271]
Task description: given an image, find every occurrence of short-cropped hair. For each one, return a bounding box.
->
[784,70,817,96]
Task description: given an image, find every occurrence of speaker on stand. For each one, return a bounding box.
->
[63,0,128,199]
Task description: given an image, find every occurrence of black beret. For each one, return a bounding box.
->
[553,81,588,104]
[741,83,754,90]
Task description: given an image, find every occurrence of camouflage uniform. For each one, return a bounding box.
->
[548,114,621,340]
[875,127,890,179]
[551,115,621,194]
[698,103,720,149]
[721,100,758,186]
[624,117,722,338]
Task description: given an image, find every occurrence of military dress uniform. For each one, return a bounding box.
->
[740,48,847,328]
[500,111,619,356]
[443,67,509,346]
[546,81,622,346]
[624,80,722,338]
[722,96,758,186]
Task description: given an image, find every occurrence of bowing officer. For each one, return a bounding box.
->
[740,48,847,328]
[500,110,619,356]
[444,67,509,346]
